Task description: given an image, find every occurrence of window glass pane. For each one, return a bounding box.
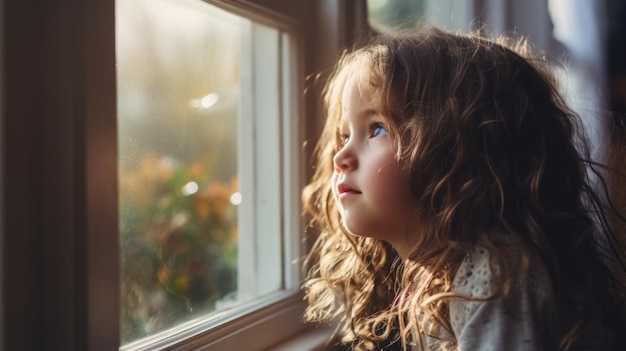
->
[116,0,288,345]
[367,0,471,31]
[367,0,425,31]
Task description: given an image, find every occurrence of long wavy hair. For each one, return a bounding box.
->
[302,27,626,350]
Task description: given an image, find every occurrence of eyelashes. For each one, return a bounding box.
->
[339,133,350,146]
[370,122,388,137]
[337,121,389,148]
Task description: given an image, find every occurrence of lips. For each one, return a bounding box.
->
[337,183,361,195]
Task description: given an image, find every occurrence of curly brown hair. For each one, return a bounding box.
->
[303,27,626,350]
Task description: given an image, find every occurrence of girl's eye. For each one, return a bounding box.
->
[371,123,388,138]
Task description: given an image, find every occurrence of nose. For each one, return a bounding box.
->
[333,144,357,173]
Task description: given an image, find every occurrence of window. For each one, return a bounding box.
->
[116,0,303,349]
[367,0,472,32]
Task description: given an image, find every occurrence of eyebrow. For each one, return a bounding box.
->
[366,109,382,118]
[337,108,384,129]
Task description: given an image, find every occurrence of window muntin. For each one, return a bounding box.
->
[116,0,300,347]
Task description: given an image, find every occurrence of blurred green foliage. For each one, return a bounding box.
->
[119,155,238,343]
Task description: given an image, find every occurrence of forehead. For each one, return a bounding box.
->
[341,75,364,110]
[337,76,372,127]
[328,54,381,129]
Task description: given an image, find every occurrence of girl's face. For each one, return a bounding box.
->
[332,76,420,256]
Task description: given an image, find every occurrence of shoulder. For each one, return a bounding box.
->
[452,246,498,299]
[449,243,556,350]
[452,238,553,299]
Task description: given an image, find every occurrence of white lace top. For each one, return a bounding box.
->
[411,245,556,351]
[409,244,611,351]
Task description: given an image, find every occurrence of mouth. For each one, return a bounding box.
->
[337,183,361,196]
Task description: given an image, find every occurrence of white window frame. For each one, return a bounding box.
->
[117,1,306,350]
[238,21,297,301]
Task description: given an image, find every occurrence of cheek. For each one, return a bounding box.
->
[374,162,416,205]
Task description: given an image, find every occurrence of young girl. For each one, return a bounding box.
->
[302,27,626,350]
